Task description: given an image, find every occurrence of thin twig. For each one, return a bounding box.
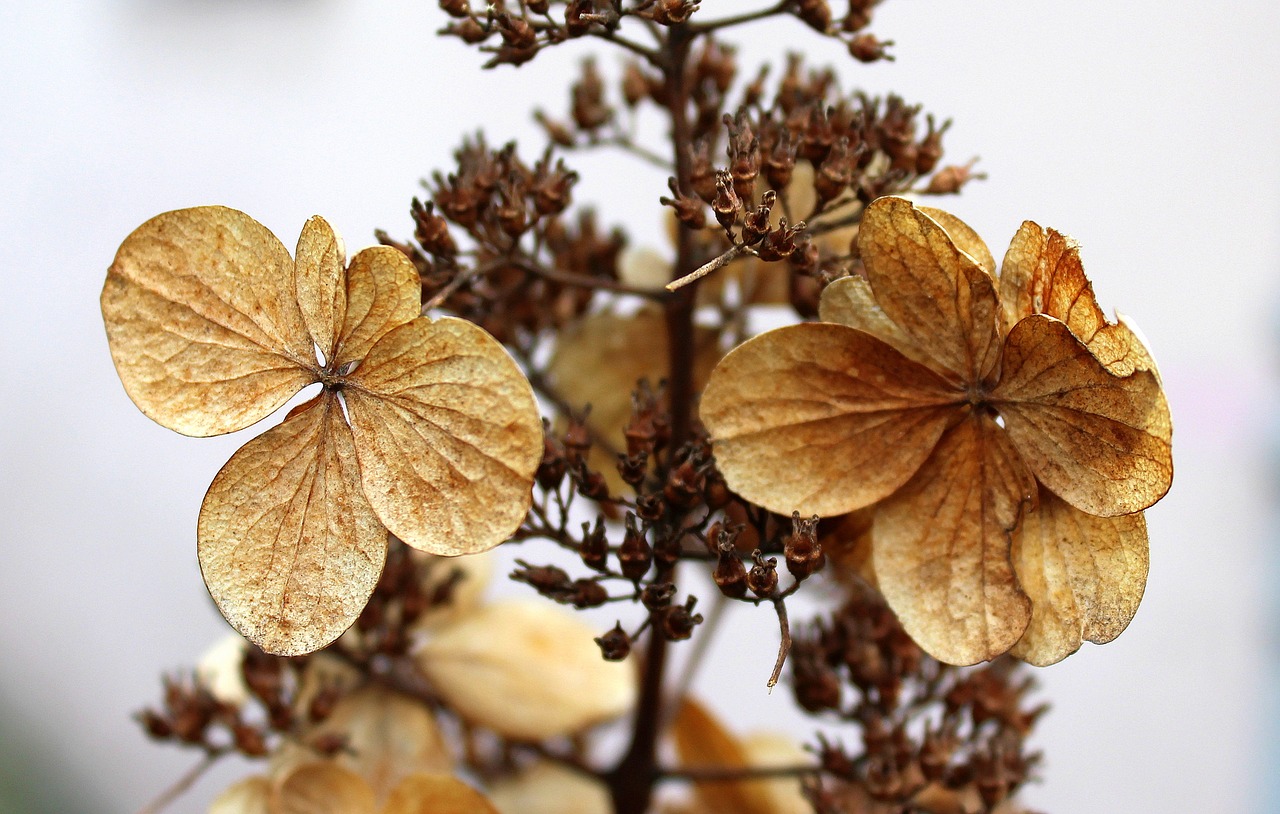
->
[665,244,754,291]
[688,1,792,33]
[658,762,824,782]
[136,751,225,814]
[422,266,481,312]
[767,597,791,690]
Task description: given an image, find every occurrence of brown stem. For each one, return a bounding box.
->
[768,597,792,689]
[136,751,226,814]
[689,0,792,33]
[658,762,824,782]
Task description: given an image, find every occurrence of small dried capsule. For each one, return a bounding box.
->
[713,541,748,598]
[661,597,703,640]
[580,518,609,572]
[595,623,631,661]
[618,514,652,582]
[747,550,778,598]
[784,512,825,580]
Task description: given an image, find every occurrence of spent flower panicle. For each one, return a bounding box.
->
[102,206,543,655]
[702,196,1172,665]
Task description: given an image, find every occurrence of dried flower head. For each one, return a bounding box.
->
[102,206,543,655]
[701,196,1172,665]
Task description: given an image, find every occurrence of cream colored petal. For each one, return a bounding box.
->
[195,633,250,707]
[198,395,387,656]
[273,763,377,814]
[670,698,773,814]
[700,322,960,517]
[333,246,422,367]
[344,317,542,556]
[917,206,996,276]
[994,315,1172,517]
[295,216,347,364]
[416,600,636,740]
[1011,490,1148,666]
[873,413,1035,666]
[410,550,494,630]
[489,762,612,814]
[618,246,671,290]
[818,275,932,368]
[857,197,1002,383]
[209,775,271,814]
[741,733,813,814]
[102,206,315,436]
[382,774,501,814]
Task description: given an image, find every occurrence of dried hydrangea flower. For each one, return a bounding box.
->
[102,206,543,656]
[701,197,1172,665]
[212,763,500,814]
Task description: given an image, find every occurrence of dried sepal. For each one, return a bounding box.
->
[917,205,996,276]
[198,395,387,656]
[487,762,612,814]
[381,774,501,814]
[332,246,422,368]
[295,215,348,364]
[671,699,773,814]
[345,317,542,555]
[1011,489,1148,666]
[208,775,271,814]
[102,206,314,437]
[415,600,636,740]
[993,315,1172,517]
[273,762,378,814]
[700,321,956,517]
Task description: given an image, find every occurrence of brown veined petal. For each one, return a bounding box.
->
[209,775,271,814]
[818,275,933,368]
[198,395,388,656]
[415,600,636,740]
[873,413,1035,665]
[700,322,960,517]
[917,206,997,276]
[344,317,542,556]
[333,246,422,367]
[102,206,316,436]
[858,196,1002,383]
[993,315,1172,516]
[382,774,501,814]
[294,215,347,364]
[273,763,377,814]
[488,762,612,814]
[1010,489,1148,666]
[670,699,773,814]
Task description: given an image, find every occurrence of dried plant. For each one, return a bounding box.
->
[105,2,1171,813]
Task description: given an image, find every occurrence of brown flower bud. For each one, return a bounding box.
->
[660,177,708,230]
[755,218,804,263]
[580,517,609,571]
[531,157,578,216]
[450,17,489,44]
[713,540,748,598]
[571,58,612,131]
[796,0,832,32]
[618,451,649,488]
[534,110,576,148]
[233,722,268,757]
[741,190,776,245]
[527,0,550,13]
[793,648,842,712]
[923,158,986,194]
[565,0,594,37]
[712,170,741,232]
[661,597,703,640]
[595,622,631,661]
[496,13,536,49]
[411,198,457,257]
[651,0,699,26]
[916,114,950,174]
[570,578,609,608]
[815,137,858,204]
[536,425,567,489]
[618,513,652,582]
[137,709,172,740]
[641,582,676,611]
[512,560,573,597]
[440,0,470,18]
[849,33,894,63]
[747,550,779,598]
[622,62,650,107]
[784,512,825,580]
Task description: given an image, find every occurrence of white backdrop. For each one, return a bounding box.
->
[2,1,1277,811]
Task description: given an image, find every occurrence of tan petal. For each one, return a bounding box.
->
[273,763,377,814]
[1011,489,1148,666]
[195,633,251,707]
[209,775,271,814]
[488,762,612,814]
[618,246,672,290]
[345,317,542,555]
[410,550,495,630]
[740,732,813,814]
[102,206,315,436]
[818,275,933,368]
[670,698,773,814]
[382,774,501,814]
[819,507,878,587]
[300,687,452,803]
[857,197,1002,383]
[700,322,959,517]
[416,600,636,740]
[918,207,996,276]
[993,315,1172,516]
[334,246,422,367]
[295,215,347,364]
[198,395,387,656]
[873,413,1035,665]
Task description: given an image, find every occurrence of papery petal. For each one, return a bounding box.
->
[858,197,1002,383]
[382,774,501,814]
[700,322,959,517]
[209,775,271,814]
[345,317,542,556]
[294,216,347,364]
[488,763,612,814]
[198,395,387,656]
[873,413,1035,665]
[195,633,250,707]
[918,206,997,276]
[1011,489,1148,666]
[273,763,377,814]
[994,315,1172,516]
[671,698,774,814]
[415,600,636,740]
[333,246,422,367]
[740,733,814,814]
[102,206,315,436]
[818,275,933,368]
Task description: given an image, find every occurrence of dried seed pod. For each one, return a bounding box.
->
[784,512,825,580]
[618,513,653,581]
[595,622,632,661]
[747,551,779,598]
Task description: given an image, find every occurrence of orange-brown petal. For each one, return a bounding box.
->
[102,206,315,436]
[273,763,377,814]
[1011,489,1148,666]
[344,317,542,556]
[873,413,1035,665]
[333,246,422,367]
[671,698,774,814]
[917,206,996,276]
[382,774,501,814]
[993,315,1172,516]
[294,215,347,364]
[198,395,387,656]
[700,321,959,517]
[857,197,1002,383]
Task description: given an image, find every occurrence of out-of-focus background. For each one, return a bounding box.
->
[2,1,1277,811]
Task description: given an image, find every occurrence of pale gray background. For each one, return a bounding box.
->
[2,1,1277,811]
